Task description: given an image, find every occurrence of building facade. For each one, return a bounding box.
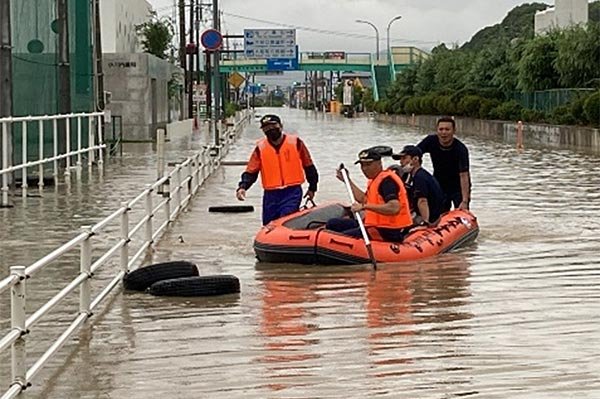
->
[535,0,589,34]
[100,0,153,53]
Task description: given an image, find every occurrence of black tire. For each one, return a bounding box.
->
[208,205,254,213]
[147,275,240,297]
[123,261,198,291]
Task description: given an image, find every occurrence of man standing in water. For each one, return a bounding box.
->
[236,114,319,225]
[417,117,471,212]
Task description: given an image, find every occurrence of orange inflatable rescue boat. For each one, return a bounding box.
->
[254,203,479,265]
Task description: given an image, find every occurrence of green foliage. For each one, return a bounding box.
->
[363,88,376,111]
[555,23,600,88]
[583,91,600,126]
[462,3,549,51]
[488,100,523,120]
[517,32,560,91]
[457,95,483,117]
[224,102,241,118]
[549,105,577,125]
[136,15,174,60]
[521,108,547,123]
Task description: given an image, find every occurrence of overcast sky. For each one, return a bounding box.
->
[149,0,558,52]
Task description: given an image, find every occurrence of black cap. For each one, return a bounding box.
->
[260,114,281,128]
[392,145,422,160]
[354,147,383,164]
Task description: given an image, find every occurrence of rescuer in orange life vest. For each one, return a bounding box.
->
[236,114,319,225]
[325,147,413,242]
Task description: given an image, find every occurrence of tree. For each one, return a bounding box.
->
[517,32,561,91]
[555,23,600,88]
[136,15,174,60]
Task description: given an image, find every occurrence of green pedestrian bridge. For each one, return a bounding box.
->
[219,47,429,101]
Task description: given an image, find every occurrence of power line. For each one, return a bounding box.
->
[222,11,437,46]
[152,3,437,46]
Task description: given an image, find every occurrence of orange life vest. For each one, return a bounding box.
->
[364,170,413,229]
[257,134,305,190]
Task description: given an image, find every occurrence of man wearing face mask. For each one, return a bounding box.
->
[236,114,319,225]
[392,145,445,226]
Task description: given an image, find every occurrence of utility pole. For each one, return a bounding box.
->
[0,0,13,118]
[0,0,14,203]
[188,0,195,119]
[57,0,71,154]
[93,0,105,110]
[195,0,201,84]
[212,0,221,147]
[178,0,186,118]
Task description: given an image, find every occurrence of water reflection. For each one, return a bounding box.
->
[254,252,473,393]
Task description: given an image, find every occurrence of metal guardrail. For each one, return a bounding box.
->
[0,112,106,207]
[0,110,252,399]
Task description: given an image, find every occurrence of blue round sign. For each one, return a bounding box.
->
[201,29,223,51]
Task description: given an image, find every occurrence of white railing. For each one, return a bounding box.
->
[0,110,252,399]
[0,112,106,207]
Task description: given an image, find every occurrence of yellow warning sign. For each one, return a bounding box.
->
[228,72,245,88]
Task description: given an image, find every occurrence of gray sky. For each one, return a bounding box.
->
[150,0,556,52]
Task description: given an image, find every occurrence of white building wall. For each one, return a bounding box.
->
[535,0,589,34]
[100,0,153,53]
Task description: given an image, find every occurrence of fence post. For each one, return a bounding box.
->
[145,186,153,245]
[175,164,182,217]
[156,128,165,194]
[80,226,92,316]
[65,116,71,176]
[193,153,201,194]
[120,202,129,272]
[186,161,193,198]
[165,176,172,222]
[88,116,95,166]
[516,120,524,151]
[97,115,104,166]
[38,120,44,190]
[10,265,27,390]
[1,121,10,207]
[53,118,58,184]
[76,116,82,169]
[21,121,28,198]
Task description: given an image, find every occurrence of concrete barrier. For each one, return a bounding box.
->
[375,114,600,153]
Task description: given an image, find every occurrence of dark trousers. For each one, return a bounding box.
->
[441,191,463,213]
[262,185,303,225]
[326,217,407,242]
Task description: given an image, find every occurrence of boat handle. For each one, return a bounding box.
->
[289,234,311,240]
[329,238,354,249]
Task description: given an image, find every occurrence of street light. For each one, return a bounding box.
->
[386,15,402,65]
[355,19,379,61]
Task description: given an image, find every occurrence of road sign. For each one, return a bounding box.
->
[244,29,296,59]
[267,57,299,71]
[246,84,262,95]
[201,29,222,51]
[228,72,245,88]
[193,83,207,103]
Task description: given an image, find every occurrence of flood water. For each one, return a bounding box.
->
[1,109,599,398]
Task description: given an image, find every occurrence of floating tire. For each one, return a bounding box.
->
[147,275,241,297]
[208,205,254,213]
[123,261,198,291]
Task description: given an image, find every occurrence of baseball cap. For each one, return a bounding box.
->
[259,114,281,128]
[392,145,422,160]
[354,147,383,164]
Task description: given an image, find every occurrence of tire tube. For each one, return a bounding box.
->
[147,275,240,297]
[123,261,198,291]
[370,145,393,157]
[208,205,254,213]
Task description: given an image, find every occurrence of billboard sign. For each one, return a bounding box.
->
[267,57,299,71]
[244,29,296,59]
[342,79,353,106]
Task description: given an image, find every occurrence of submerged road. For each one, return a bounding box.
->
[2,108,599,398]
